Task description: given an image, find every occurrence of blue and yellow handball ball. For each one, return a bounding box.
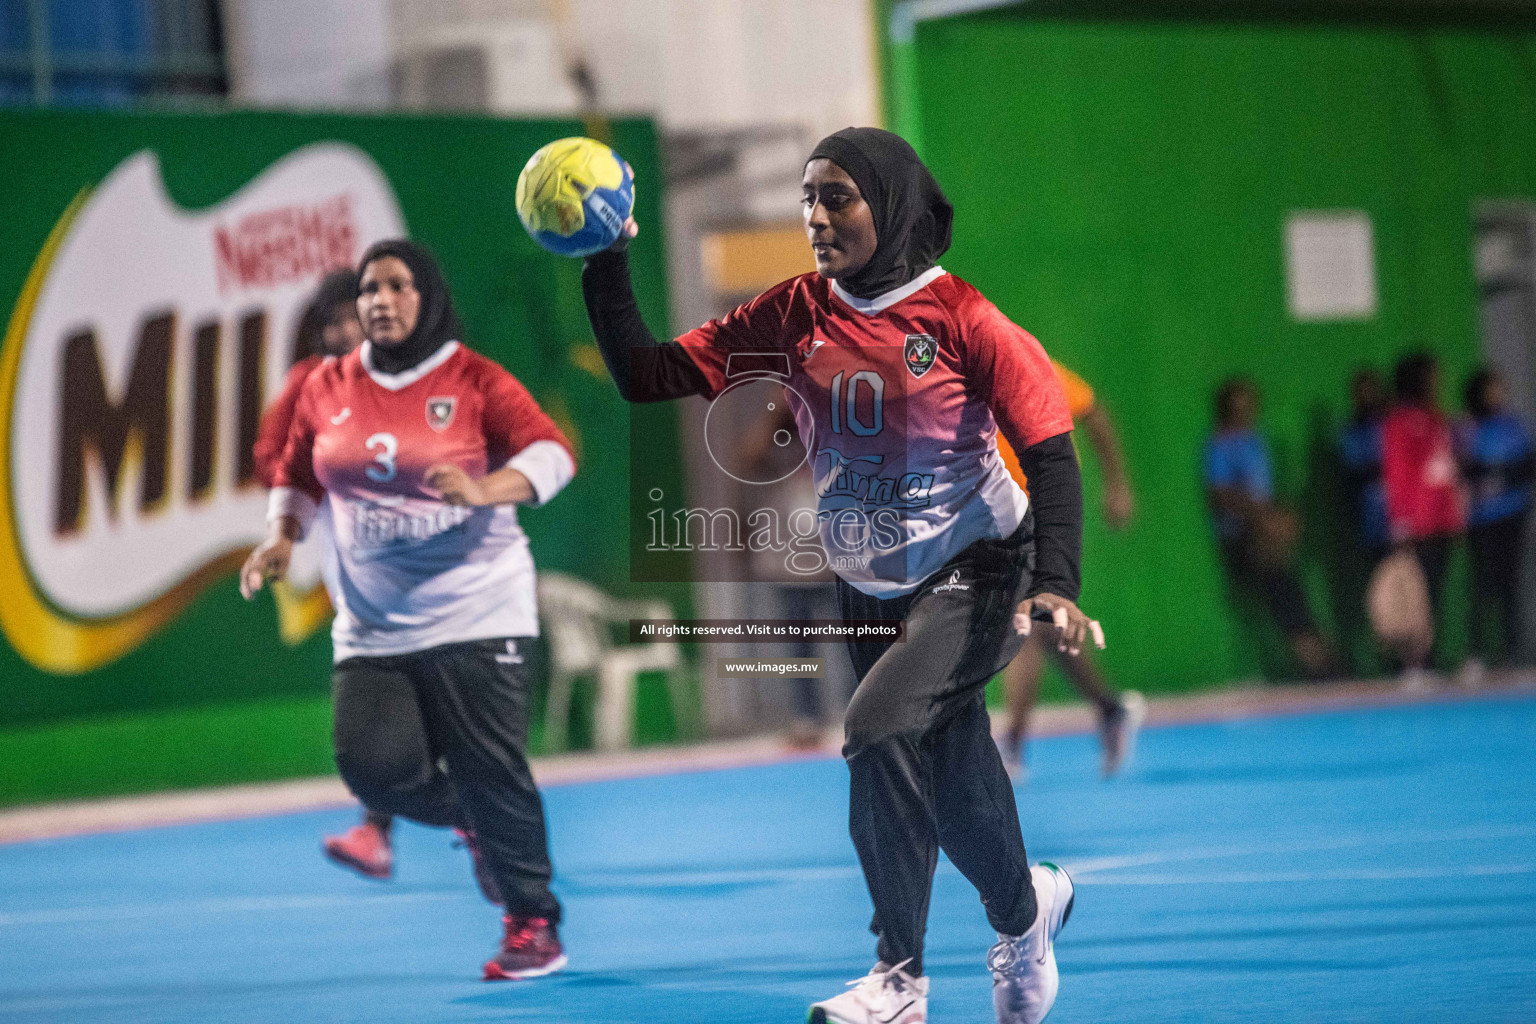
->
[516,137,635,258]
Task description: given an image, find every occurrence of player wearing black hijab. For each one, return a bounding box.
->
[243,238,577,981]
[580,128,1098,1024]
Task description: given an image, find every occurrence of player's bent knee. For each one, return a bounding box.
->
[336,748,433,798]
[842,698,919,762]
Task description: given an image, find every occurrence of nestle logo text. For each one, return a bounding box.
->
[214,194,356,293]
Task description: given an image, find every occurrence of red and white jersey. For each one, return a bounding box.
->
[271,341,575,660]
[678,268,1071,597]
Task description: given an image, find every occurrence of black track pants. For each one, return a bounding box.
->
[838,517,1039,976]
[332,637,561,923]
[1469,512,1527,663]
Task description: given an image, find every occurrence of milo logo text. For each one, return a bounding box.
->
[0,143,405,672]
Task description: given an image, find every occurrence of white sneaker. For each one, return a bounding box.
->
[1100,691,1146,778]
[989,863,1075,1024]
[809,960,928,1024]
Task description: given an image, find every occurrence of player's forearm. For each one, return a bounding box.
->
[268,514,303,543]
[475,466,537,506]
[267,485,318,539]
[581,248,707,402]
[1019,432,1083,601]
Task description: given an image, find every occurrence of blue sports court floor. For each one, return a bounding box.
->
[1,693,1533,1023]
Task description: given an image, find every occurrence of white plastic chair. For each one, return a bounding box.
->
[537,572,683,752]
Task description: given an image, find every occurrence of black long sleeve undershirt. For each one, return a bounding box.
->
[583,247,1083,601]
[1018,431,1084,603]
[581,247,708,402]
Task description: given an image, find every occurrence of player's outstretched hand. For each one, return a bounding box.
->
[1014,592,1105,656]
[604,214,639,252]
[424,463,487,506]
[609,163,639,250]
[240,536,293,600]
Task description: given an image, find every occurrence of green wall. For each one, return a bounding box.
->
[0,108,683,731]
[896,15,1536,688]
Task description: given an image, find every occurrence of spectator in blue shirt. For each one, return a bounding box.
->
[1339,369,1390,557]
[1205,378,1338,678]
[1457,368,1534,664]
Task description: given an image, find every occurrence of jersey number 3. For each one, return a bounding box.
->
[365,432,399,482]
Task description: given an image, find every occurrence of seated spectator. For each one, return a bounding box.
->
[1205,377,1338,678]
[1457,367,1533,666]
[1381,352,1466,672]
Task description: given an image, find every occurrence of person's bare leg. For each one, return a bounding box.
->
[1051,644,1120,717]
[1048,640,1146,777]
[1001,634,1047,774]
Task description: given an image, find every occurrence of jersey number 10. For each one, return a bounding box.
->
[828,370,884,437]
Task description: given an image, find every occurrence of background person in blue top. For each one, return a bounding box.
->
[1457,367,1534,666]
[1204,377,1338,678]
[1340,369,1391,559]
[1336,368,1391,672]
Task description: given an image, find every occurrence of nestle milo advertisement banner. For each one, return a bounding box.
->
[0,110,673,729]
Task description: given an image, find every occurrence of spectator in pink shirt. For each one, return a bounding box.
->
[1381,352,1466,668]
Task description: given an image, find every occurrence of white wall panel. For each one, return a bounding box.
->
[223,0,394,108]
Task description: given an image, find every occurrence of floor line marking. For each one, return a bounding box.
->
[1073,864,1536,885]
[1065,823,1536,875]
[0,889,470,927]
[7,823,1532,929]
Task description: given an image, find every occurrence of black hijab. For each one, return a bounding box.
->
[806,127,954,299]
[358,239,463,374]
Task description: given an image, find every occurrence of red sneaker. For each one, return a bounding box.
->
[482,915,567,980]
[322,821,393,880]
[453,828,503,905]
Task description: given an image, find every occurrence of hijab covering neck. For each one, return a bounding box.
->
[358,238,463,375]
[807,127,954,300]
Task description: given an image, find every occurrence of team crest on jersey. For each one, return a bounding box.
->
[904,334,937,379]
[426,396,456,431]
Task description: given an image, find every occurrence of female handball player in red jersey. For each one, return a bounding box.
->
[240,239,576,982]
[580,127,1103,1024]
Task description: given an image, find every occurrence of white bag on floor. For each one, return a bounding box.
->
[1367,549,1433,660]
